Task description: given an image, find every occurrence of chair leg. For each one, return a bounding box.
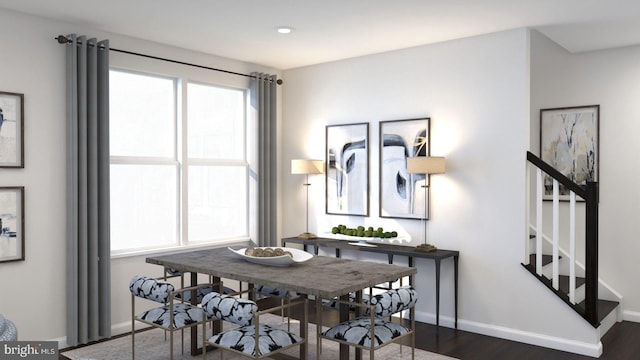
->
[202,322,207,360]
[131,296,135,360]
[170,330,174,360]
[411,330,415,360]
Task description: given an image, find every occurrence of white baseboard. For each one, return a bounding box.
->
[51,321,150,352]
[623,310,640,323]
[415,310,602,358]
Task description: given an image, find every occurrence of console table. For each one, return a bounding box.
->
[282,236,459,332]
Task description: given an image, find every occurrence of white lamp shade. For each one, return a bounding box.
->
[406,156,446,174]
[291,159,324,174]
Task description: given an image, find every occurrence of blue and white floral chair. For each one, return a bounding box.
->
[129,275,211,359]
[319,285,418,360]
[201,291,308,359]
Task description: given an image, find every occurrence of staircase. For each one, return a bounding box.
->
[524,152,620,334]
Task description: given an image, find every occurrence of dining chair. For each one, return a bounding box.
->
[129,275,211,360]
[254,284,298,329]
[165,268,237,303]
[319,285,418,360]
[0,314,17,341]
[201,291,308,359]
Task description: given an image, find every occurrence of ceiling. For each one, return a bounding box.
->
[1,0,640,70]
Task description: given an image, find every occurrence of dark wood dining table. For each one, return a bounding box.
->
[147,246,417,360]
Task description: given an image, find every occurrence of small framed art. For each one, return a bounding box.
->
[0,186,25,263]
[0,91,24,168]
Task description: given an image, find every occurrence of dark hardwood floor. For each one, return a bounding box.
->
[60,298,640,359]
[414,319,640,360]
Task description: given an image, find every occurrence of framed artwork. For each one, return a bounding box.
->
[540,105,599,200]
[0,187,25,263]
[0,91,24,168]
[326,122,369,216]
[379,117,430,219]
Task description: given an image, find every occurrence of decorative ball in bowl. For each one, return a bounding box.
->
[228,246,313,266]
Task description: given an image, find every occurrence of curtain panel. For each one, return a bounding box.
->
[65,34,111,345]
[251,73,278,247]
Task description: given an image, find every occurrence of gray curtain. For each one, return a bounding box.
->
[65,34,111,346]
[251,73,278,247]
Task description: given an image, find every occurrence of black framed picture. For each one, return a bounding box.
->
[540,105,599,200]
[379,117,430,219]
[0,91,24,168]
[0,186,25,263]
[326,122,369,216]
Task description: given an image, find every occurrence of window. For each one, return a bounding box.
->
[109,69,250,255]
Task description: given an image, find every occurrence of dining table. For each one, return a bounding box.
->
[146,246,417,360]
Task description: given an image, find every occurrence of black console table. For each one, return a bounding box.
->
[282,236,459,332]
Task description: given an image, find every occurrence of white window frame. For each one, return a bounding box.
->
[109,67,253,257]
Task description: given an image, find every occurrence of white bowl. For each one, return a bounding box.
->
[228,247,313,267]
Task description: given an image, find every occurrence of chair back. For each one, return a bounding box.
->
[202,292,258,326]
[368,285,418,318]
[129,275,174,304]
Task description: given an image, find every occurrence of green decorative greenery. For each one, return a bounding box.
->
[331,224,398,238]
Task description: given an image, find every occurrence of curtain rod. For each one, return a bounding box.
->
[55,35,283,85]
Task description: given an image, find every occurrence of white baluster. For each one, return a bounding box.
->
[569,191,576,304]
[536,169,543,275]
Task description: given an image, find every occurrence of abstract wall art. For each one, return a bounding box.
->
[379,117,430,219]
[326,122,369,216]
[0,91,24,168]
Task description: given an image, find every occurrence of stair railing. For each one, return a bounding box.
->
[525,151,599,326]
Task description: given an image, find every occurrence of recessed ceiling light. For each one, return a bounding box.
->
[277,27,293,34]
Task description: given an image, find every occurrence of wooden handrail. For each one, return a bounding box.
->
[526,152,588,199]
[526,152,600,327]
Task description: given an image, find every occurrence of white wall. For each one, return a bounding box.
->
[282,28,606,356]
[0,8,279,345]
[531,30,640,322]
[1,6,632,355]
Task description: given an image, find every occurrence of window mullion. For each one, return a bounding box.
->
[179,78,188,247]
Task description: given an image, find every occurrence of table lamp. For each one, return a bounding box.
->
[291,159,324,239]
[406,156,446,252]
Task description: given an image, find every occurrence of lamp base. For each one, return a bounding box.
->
[297,232,318,239]
[416,243,437,252]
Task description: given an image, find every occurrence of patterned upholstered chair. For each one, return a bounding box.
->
[129,275,210,360]
[201,291,308,359]
[0,314,17,341]
[164,268,236,303]
[319,286,418,360]
[254,284,298,327]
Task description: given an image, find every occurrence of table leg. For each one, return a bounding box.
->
[408,257,414,286]
[435,259,441,334]
[339,293,350,360]
[454,255,459,328]
[316,296,323,360]
[355,290,362,360]
[300,298,308,360]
